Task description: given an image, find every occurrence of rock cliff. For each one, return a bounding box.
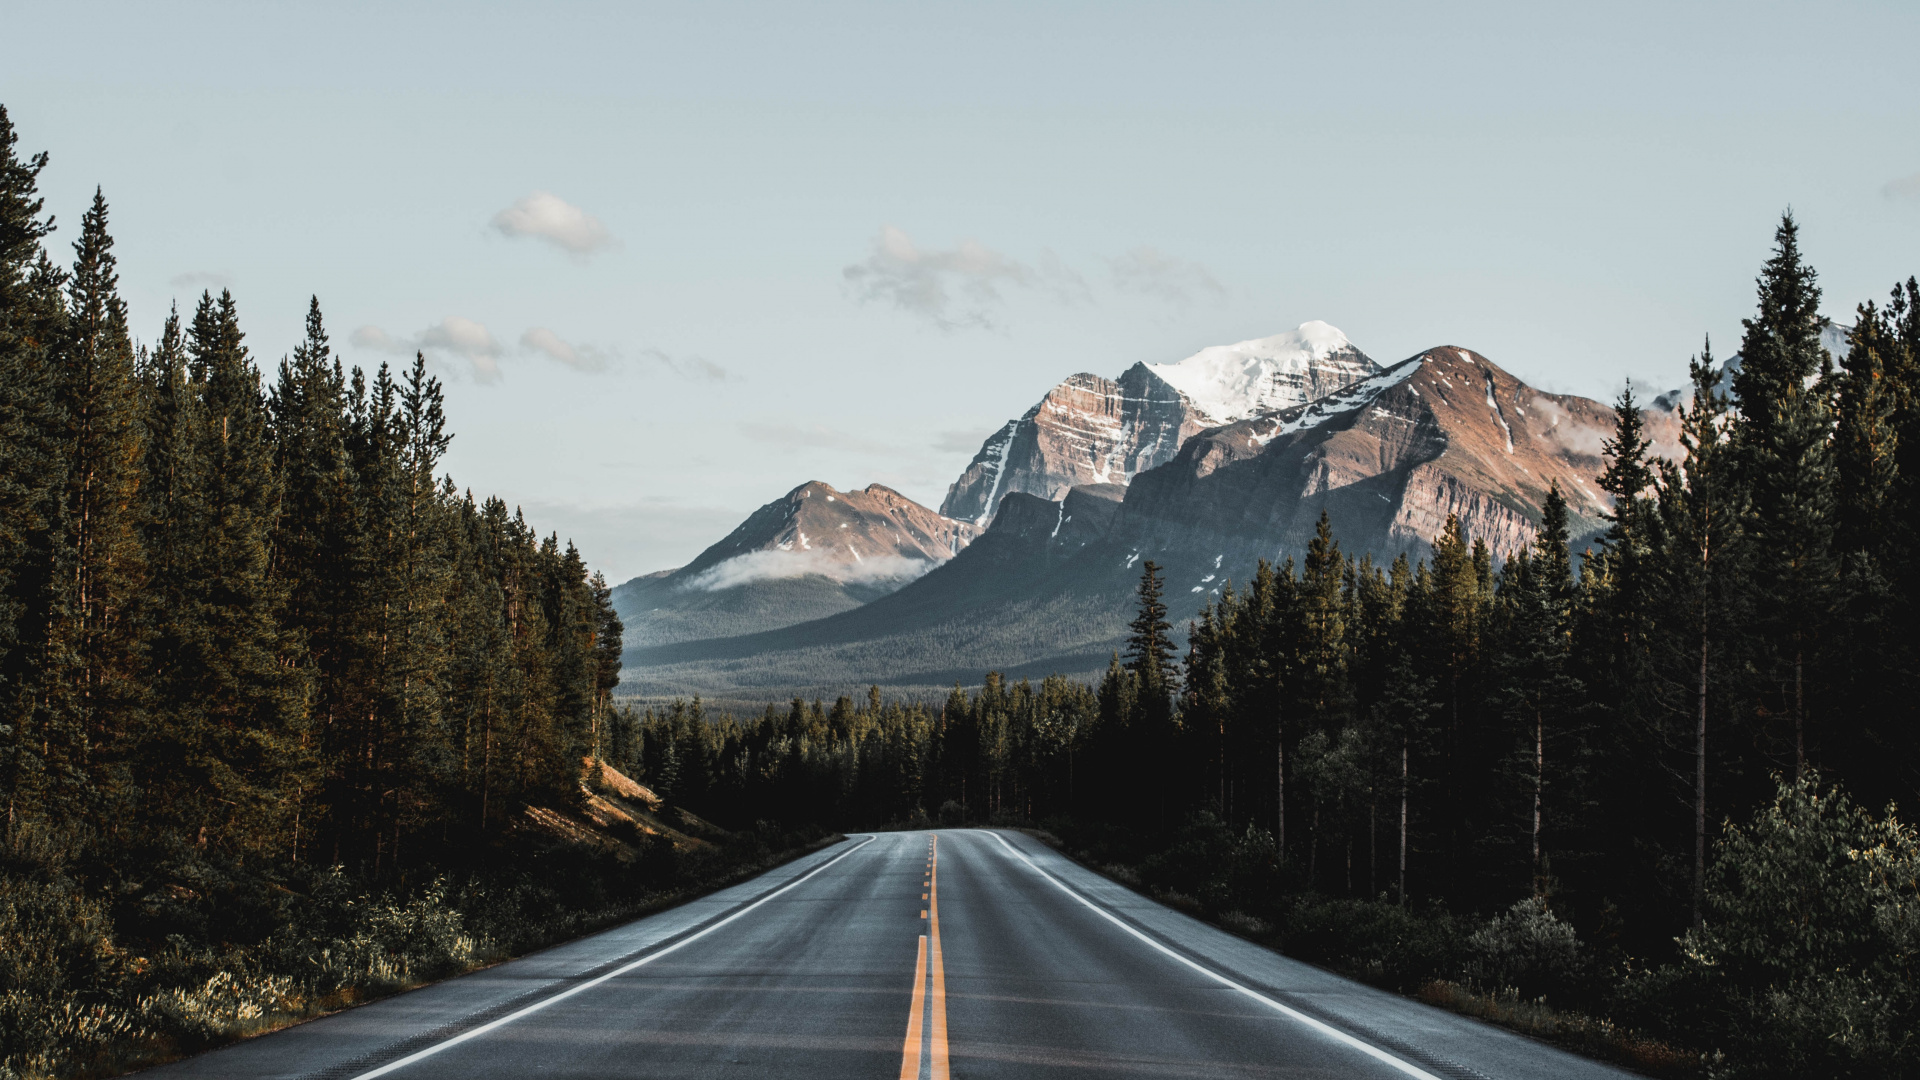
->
[940,322,1378,524]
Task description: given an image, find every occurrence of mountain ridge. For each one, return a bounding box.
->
[619,344,1671,701]
[939,321,1378,524]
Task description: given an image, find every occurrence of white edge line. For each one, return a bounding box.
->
[348,835,877,1080]
[985,831,1442,1080]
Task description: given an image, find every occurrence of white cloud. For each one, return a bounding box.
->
[1108,246,1226,306]
[521,326,610,372]
[683,549,938,591]
[352,316,503,383]
[1883,172,1920,202]
[641,347,733,383]
[490,191,615,255]
[842,226,1084,330]
[169,270,232,291]
[353,321,725,384]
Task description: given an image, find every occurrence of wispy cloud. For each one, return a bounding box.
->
[170,271,232,291]
[351,316,504,383]
[490,191,615,255]
[642,347,733,383]
[1108,246,1226,306]
[932,428,992,454]
[353,321,729,384]
[521,326,610,372]
[842,226,1085,331]
[1883,172,1920,202]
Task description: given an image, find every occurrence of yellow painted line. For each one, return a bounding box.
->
[897,934,928,1080]
[899,832,952,1080]
[929,834,949,1080]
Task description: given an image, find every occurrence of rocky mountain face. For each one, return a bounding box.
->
[940,322,1378,524]
[621,346,1677,703]
[1120,345,1639,569]
[611,482,980,649]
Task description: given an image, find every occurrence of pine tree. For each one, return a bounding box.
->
[1734,213,1836,781]
[1654,338,1750,926]
[44,190,146,830]
[1125,560,1176,697]
[1492,485,1583,895]
[0,107,65,838]
[140,291,307,856]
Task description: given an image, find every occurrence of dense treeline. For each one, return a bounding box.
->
[0,106,671,1076]
[0,104,623,876]
[625,214,1920,1076]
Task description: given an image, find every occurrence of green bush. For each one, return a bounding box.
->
[1466,897,1587,1001]
[1658,773,1920,1078]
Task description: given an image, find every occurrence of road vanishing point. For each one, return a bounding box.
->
[145,831,1639,1079]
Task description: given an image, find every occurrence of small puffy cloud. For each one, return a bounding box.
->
[842,226,1084,331]
[1109,246,1226,306]
[352,316,503,383]
[490,191,614,255]
[521,326,610,372]
[1883,172,1920,202]
[684,549,938,592]
[170,270,232,291]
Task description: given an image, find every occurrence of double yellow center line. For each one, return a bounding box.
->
[899,833,949,1080]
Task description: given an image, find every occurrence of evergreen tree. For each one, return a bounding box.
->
[1492,485,1584,895]
[1654,339,1750,926]
[47,189,145,829]
[140,291,307,856]
[1734,213,1836,780]
[0,107,65,838]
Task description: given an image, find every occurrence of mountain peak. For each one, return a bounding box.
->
[1143,320,1373,424]
[940,321,1378,523]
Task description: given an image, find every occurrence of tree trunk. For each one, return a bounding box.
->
[1276,720,1287,863]
[1532,705,1544,894]
[1694,629,1708,929]
[1793,647,1805,782]
[1399,738,1409,905]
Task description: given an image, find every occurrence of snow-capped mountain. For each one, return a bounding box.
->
[611,482,980,648]
[1143,320,1379,424]
[940,322,1378,523]
[1118,345,1641,564]
[625,343,1665,702]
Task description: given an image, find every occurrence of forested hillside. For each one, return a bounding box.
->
[615,215,1920,1077]
[0,106,838,1079]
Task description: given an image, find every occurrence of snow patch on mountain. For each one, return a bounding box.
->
[1146,320,1365,423]
[1248,358,1422,446]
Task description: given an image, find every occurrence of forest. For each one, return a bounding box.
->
[610,214,1920,1077]
[4,91,1920,1079]
[0,107,848,1080]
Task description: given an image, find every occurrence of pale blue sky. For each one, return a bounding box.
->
[6,1,1918,581]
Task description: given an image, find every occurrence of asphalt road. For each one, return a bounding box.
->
[145,831,1642,1080]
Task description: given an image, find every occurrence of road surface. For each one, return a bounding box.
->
[144,830,1640,1079]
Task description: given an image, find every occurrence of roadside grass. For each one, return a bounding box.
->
[5,832,843,1080]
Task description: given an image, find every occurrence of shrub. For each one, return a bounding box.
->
[1466,897,1587,1001]
[1666,772,1920,1078]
